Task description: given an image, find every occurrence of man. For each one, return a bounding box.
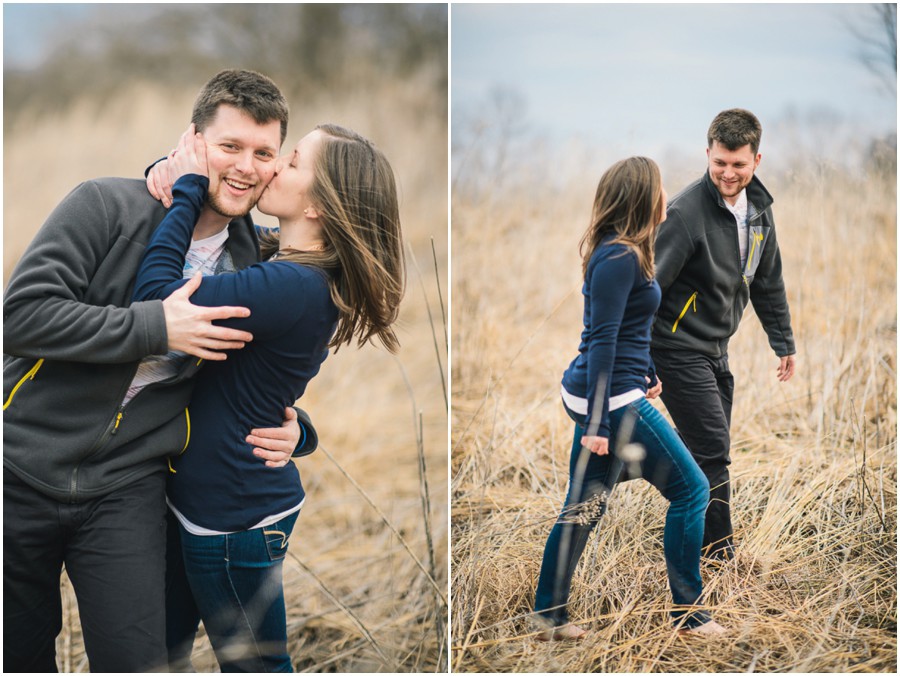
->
[650,108,797,560]
[3,70,308,672]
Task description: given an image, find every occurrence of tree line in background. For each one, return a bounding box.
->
[4,4,447,128]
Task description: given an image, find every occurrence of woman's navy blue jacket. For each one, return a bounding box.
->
[132,174,338,531]
[562,240,660,437]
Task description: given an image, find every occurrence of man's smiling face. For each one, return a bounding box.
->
[706,140,761,206]
[201,104,282,219]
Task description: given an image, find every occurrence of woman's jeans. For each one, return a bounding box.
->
[166,509,299,673]
[534,397,711,628]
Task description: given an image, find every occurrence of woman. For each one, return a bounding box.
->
[132,123,404,671]
[533,157,725,640]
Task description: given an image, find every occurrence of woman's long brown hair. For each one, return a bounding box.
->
[578,156,664,281]
[258,124,406,353]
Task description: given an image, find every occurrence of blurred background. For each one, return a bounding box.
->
[453,3,896,187]
[4,3,448,672]
[451,4,896,673]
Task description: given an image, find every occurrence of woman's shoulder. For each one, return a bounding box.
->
[266,260,333,297]
[587,240,638,270]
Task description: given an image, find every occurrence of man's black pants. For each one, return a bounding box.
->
[3,467,168,672]
[651,347,735,558]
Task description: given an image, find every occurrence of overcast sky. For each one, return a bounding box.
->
[452,3,897,164]
[4,2,896,167]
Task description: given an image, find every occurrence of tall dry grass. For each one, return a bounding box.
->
[4,71,448,672]
[451,149,896,672]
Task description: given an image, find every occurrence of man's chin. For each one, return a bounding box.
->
[207,194,258,219]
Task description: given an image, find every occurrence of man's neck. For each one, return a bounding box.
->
[193,207,232,241]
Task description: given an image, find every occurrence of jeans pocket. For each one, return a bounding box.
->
[262,511,299,562]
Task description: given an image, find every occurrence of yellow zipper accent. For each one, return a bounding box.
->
[3,358,45,411]
[181,408,191,453]
[113,412,124,431]
[197,359,203,366]
[169,409,192,473]
[671,293,698,333]
[746,232,764,270]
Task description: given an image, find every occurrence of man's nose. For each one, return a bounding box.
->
[234,150,255,175]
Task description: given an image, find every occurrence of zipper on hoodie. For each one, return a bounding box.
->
[67,355,201,501]
[70,403,126,501]
[746,232,764,271]
[3,358,45,410]
[671,292,698,333]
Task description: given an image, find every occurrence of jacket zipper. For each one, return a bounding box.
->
[67,355,202,501]
[744,230,764,287]
[3,358,45,410]
[671,292,697,333]
[746,231,764,271]
[70,403,126,501]
[167,409,192,474]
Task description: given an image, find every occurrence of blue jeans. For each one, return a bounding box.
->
[166,509,299,672]
[534,398,711,628]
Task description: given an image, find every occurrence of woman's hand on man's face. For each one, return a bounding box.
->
[169,124,209,183]
[147,159,173,208]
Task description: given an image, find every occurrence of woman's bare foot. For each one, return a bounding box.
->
[536,622,587,641]
[678,619,727,637]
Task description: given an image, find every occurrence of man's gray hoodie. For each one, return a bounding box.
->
[3,177,260,503]
[651,172,795,359]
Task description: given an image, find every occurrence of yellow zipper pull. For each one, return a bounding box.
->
[746,232,764,270]
[671,292,698,333]
[3,358,45,411]
[111,411,124,435]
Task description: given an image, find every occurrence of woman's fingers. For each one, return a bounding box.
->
[194,132,209,176]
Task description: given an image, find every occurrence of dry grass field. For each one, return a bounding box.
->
[451,147,896,672]
[4,71,448,672]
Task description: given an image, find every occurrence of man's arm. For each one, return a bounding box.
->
[653,210,694,293]
[248,407,319,468]
[4,180,254,363]
[4,181,168,363]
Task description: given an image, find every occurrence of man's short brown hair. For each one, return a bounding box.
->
[707,109,762,155]
[192,69,289,146]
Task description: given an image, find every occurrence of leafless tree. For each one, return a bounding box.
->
[846,3,897,96]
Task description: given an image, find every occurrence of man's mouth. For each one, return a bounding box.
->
[223,178,254,193]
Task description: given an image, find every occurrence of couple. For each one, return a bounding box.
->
[534,109,797,639]
[4,69,404,672]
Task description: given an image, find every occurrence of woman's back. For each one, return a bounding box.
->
[169,260,338,532]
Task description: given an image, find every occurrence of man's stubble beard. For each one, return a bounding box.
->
[206,186,259,220]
